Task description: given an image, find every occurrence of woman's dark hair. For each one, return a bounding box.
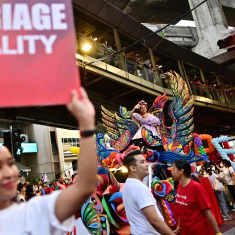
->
[221,159,231,168]
[25,184,34,201]
[191,174,200,183]
[72,173,77,181]
[122,150,144,168]
[174,160,191,177]
[203,161,221,175]
[17,183,24,192]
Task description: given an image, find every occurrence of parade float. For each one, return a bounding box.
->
[69,71,235,235]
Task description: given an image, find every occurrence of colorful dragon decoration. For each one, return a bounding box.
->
[76,71,234,234]
[98,71,207,164]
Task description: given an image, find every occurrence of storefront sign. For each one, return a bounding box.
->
[0,0,80,107]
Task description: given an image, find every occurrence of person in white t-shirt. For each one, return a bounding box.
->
[0,88,97,235]
[207,169,231,220]
[219,159,235,209]
[122,150,174,235]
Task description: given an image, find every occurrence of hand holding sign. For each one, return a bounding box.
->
[67,88,96,130]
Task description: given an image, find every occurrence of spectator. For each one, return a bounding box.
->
[218,159,235,209]
[25,184,34,201]
[17,183,26,202]
[126,52,137,75]
[146,63,155,83]
[208,167,232,220]
[122,150,174,235]
[171,160,221,235]
[0,88,97,235]
[33,184,39,195]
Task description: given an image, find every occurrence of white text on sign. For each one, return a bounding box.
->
[0,3,68,55]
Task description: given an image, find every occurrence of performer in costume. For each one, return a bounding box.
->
[130,100,161,146]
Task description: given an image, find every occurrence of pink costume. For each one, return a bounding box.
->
[132,113,160,139]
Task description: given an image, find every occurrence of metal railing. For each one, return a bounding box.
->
[77,44,235,110]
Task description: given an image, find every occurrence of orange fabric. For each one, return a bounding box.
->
[116,225,131,235]
[199,134,215,154]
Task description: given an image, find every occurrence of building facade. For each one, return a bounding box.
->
[0,122,80,182]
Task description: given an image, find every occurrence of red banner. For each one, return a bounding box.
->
[0,0,80,107]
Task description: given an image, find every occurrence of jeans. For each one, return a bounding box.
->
[215,191,230,217]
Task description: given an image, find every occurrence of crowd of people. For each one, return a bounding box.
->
[0,88,97,235]
[16,174,77,203]
[0,87,234,235]
[89,39,159,84]
[199,159,235,220]
[14,149,235,235]
[122,152,235,235]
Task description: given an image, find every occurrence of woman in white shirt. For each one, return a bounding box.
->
[0,88,97,235]
[219,160,235,200]
[207,167,231,220]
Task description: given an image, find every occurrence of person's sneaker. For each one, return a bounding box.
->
[223,216,232,221]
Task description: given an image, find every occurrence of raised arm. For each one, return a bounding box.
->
[55,88,97,222]
[130,103,140,117]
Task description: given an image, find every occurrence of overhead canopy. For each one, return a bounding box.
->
[73,0,235,85]
[105,0,235,26]
[0,105,77,129]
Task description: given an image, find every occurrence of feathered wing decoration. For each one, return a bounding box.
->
[119,106,131,119]
[160,71,194,153]
[81,193,110,235]
[149,92,168,114]
[101,106,120,141]
[101,105,139,151]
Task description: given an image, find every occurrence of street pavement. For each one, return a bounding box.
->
[220,211,235,235]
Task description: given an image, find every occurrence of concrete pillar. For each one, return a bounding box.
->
[188,0,229,58]
[113,28,127,71]
[25,124,55,181]
[55,128,65,175]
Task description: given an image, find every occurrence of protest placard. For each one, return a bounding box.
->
[0,0,80,107]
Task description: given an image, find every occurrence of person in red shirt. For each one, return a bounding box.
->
[171,160,221,235]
